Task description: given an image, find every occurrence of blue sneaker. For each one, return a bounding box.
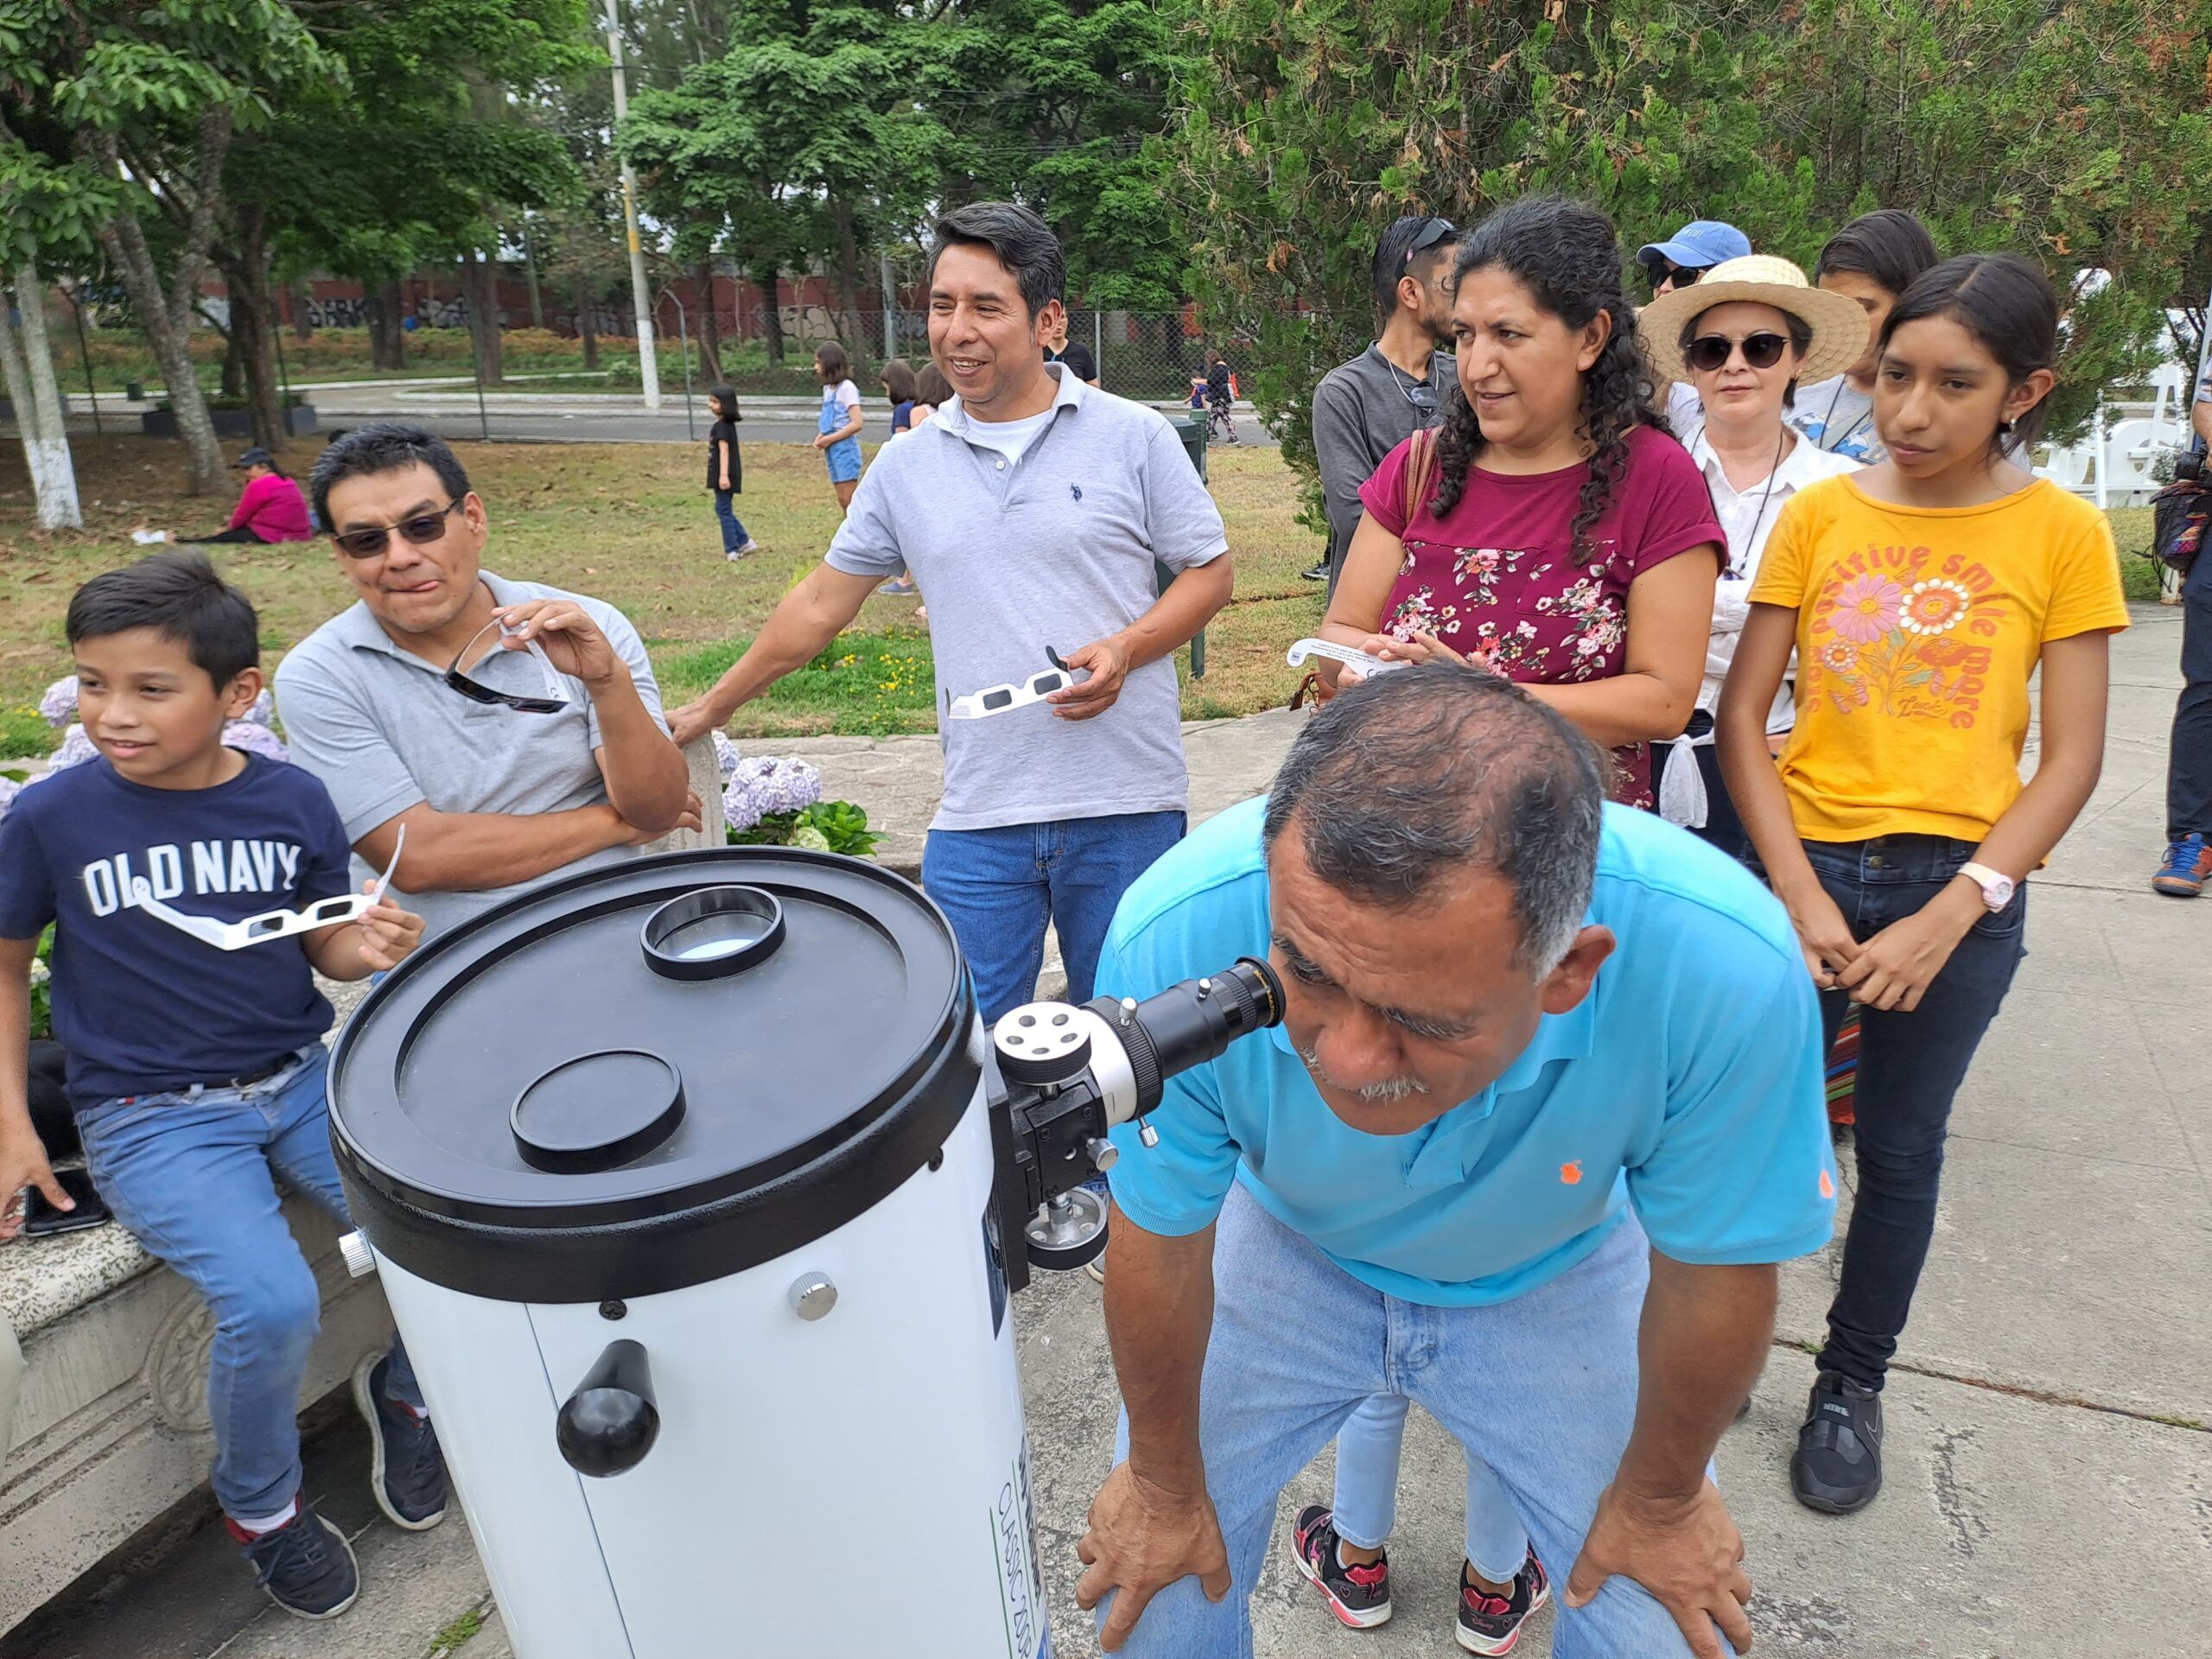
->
[230,1503,359,1619]
[354,1352,448,1531]
[2153,833,2211,897]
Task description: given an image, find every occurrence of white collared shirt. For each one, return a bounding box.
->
[1685,423,1862,724]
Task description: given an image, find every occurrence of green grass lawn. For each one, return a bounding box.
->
[0,433,2171,757]
[0,435,1330,753]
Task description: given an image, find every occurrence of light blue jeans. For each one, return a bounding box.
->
[78,1045,420,1521]
[1101,1184,1731,1658]
[1331,1395,1529,1582]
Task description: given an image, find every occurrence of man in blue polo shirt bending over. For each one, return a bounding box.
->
[1075,665,1836,1659]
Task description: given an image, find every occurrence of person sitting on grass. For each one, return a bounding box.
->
[0,552,442,1622]
[176,448,315,545]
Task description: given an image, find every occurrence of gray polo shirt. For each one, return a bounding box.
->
[825,366,1229,831]
[1312,344,1454,575]
[273,571,667,938]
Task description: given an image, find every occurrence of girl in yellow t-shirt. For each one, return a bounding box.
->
[1718,253,2127,1520]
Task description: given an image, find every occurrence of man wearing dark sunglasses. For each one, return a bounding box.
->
[1306,213,1460,588]
[275,424,695,939]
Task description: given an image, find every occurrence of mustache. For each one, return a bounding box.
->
[1295,1042,1429,1103]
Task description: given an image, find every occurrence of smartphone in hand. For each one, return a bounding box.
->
[23,1167,111,1236]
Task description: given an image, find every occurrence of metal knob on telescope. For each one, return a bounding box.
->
[556,1339,660,1478]
[992,1002,1093,1085]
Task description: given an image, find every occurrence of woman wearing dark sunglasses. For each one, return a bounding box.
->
[1638,256,1868,857]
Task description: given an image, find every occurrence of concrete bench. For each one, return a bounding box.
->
[0,740,729,1634]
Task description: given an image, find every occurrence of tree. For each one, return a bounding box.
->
[3,0,332,493]
[241,0,590,408]
[1171,0,2212,531]
[934,0,1189,310]
[0,67,114,527]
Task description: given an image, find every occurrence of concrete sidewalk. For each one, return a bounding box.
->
[7,607,2205,1658]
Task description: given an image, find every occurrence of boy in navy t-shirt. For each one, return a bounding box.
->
[0,553,443,1622]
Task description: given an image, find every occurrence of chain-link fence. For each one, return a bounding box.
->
[29,280,1228,416]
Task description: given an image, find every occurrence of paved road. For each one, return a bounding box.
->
[56,381,1281,448]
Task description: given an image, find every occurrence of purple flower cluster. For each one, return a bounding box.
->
[46,725,100,772]
[39,677,78,728]
[223,721,290,763]
[721,753,822,832]
[712,730,741,781]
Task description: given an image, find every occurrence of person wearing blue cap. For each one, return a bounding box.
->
[1640,221,1757,432]
[1636,220,1754,299]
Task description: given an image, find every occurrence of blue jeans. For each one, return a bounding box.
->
[712,488,750,554]
[1799,835,2025,1391]
[824,436,863,485]
[1101,1187,1726,1658]
[1330,1395,1529,1582]
[78,1046,420,1520]
[2167,539,2212,837]
[923,810,1185,1023]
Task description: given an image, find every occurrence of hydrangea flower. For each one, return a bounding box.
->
[240,689,276,729]
[39,677,78,728]
[0,776,19,825]
[712,730,741,782]
[224,721,290,763]
[46,724,100,772]
[721,754,822,831]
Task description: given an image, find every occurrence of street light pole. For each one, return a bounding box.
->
[601,0,661,410]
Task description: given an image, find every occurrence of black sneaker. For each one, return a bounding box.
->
[1791,1370,1884,1513]
[1456,1546,1549,1655]
[1288,1504,1391,1629]
[231,1503,359,1619]
[354,1352,448,1530]
[1299,560,1331,582]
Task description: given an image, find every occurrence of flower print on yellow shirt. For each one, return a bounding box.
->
[1801,549,2011,729]
[1751,476,2129,844]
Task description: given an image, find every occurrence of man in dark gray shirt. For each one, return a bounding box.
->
[1305,214,1459,586]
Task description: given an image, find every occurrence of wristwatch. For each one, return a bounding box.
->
[1956,861,2017,912]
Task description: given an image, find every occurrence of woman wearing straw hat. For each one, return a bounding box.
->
[1639,256,1868,859]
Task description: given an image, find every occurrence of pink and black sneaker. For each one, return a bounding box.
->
[1455,1545,1549,1655]
[1289,1504,1392,1629]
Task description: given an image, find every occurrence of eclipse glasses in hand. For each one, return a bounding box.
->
[130,828,407,952]
[948,648,1090,720]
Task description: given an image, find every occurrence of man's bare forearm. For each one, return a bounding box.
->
[1109,559,1233,672]
[358,804,629,893]
[1615,1255,1777,1502]
[1102,1205,1217,1491]
[589,674,690,832]
[692,567,874,724]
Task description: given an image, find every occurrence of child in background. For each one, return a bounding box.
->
[0,553,443,1621]
[876,361,921,595]
[1719,254,2127,1518]
[813,341,865,514]
[882,359,918,435]
[1205,346,1240,445]
[912,362,951,426]
[707,385,761,563]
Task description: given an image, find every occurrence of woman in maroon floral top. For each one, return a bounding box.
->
[1321,196,1723,806]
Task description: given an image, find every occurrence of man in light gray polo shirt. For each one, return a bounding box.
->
[1306,213,1459,588]
[669,202,1231,1022]
[276,424,693,937]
